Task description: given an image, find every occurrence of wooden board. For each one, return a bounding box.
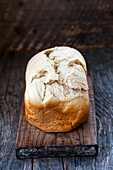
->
[16,77,98,159]
[0,0,113,52]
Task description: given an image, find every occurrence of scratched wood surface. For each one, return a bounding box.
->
[0,0,113,52]
[0,0,113,169]
[16,77,98,159]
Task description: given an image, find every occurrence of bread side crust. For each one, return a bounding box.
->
[25,90,89,132]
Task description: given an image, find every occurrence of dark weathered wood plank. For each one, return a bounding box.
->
[0,52,33,170]
[33,158,63,170]
[16,77,97,159]
[63,157,76,170]
[0,0,113,51]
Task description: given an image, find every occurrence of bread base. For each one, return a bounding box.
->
[25,93,89,132]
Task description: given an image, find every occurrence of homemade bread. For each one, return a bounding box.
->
[25,46,89,132]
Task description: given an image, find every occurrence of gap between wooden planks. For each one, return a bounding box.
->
[16,77,98,159]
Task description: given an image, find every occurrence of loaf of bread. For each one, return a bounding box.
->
[24,46,89,132]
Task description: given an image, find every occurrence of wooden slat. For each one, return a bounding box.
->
[16,77,97,159]
[0,0,113,51]
[33,158,64,170]
[0,52,32,170]
[63,157,76,170]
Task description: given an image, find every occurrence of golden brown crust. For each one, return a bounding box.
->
[25,91,89,132]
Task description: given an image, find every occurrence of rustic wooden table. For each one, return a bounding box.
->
[0,0,113,169]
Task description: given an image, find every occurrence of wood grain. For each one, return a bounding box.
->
[33,158,64,170]
[0,49,113,169]
[0,0,113,52]
[0,52,32,169]
[16,77,97,159]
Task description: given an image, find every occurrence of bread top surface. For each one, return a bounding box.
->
[25,46,88,106]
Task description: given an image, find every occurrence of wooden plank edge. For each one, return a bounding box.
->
[16,145,98,159]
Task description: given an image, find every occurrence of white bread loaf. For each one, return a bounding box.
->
[25,46,89,132]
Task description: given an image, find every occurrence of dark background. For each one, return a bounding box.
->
[0,0,113,170]
[0,0,113,52]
